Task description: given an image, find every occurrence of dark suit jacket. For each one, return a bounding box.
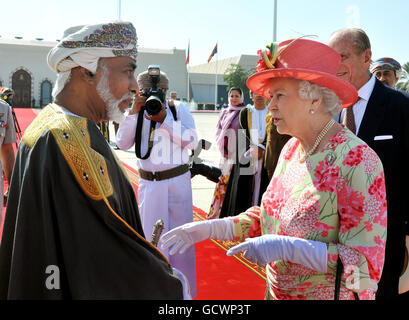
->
[340,79,409,299]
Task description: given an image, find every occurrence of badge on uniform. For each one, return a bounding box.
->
[0,120,8,128]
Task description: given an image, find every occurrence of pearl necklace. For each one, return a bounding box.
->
[298,118,336,163]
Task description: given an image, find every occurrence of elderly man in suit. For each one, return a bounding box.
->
[329,28,409,300]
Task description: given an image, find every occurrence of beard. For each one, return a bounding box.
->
[96,69,133,124]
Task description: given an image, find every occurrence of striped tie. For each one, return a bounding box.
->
[343,101,358,134]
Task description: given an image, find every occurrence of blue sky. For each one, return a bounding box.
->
[1,0,408,67]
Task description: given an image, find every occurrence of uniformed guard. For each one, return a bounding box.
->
[0,88,17,208]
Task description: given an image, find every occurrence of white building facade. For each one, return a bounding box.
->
[0,39,57,108]
[0,38,258,108]
[188,55,259,106]
[0,39,189,108]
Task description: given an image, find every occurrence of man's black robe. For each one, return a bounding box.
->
[0,105,183,299]
[220,107,271,218]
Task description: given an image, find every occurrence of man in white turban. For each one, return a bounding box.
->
[47,22,138,123]
[0,21,187,299]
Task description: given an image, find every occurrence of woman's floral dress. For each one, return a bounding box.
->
[232,128,387,300]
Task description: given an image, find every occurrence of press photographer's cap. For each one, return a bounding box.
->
[137,70,169,90]
[47,21,138,97]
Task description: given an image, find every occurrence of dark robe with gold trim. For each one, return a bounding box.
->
[220,107,271,217]
[0,104,183,299]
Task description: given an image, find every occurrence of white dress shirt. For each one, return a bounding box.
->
[115,100,198,298]
[116,100,198,172]
[341,74,376,135]
[249,104,268,149]
[246,104,268,206]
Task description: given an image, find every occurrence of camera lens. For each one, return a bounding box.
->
[145,95,163,116]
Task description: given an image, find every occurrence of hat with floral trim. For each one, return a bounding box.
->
[246,38,358,108]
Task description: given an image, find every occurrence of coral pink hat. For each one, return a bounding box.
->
[247,38,358,108]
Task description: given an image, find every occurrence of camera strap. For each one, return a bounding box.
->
[167,99,177,121]
[134,101,178,160]
[135,107,156,160]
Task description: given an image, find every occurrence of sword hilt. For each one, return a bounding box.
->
[151,219,165,247]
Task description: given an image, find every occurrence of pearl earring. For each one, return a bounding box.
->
[310,109,315,115]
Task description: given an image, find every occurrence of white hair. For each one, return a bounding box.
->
[298,80,342,116]
[96,60,133,123]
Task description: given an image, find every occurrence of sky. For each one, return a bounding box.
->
[1,0,408,68]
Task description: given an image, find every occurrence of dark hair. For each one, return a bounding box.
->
[228,87,243,96]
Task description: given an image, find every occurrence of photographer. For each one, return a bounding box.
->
[116,66,198,298]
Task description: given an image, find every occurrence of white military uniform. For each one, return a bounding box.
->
[0,100,17,210]
[116,100,198,298]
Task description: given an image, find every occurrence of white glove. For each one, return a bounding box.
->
[160,217,235,255]
[227,234,328,272]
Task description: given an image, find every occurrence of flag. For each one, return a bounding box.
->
[185,41,190,65]
[207,43,218,63]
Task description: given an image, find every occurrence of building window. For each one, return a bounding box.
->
[41,80,52,107]
[12,69,32,108]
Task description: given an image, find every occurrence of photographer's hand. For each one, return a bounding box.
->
[129,91,146,115]
[145,104,167,123]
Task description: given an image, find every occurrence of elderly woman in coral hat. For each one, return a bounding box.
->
[160,39,387,300]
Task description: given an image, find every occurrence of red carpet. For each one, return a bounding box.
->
[2,108,266,300]
[122,162,266,300]
[1,108,38,236]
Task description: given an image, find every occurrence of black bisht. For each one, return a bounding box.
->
[0,106,183,299]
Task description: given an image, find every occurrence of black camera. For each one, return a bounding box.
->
[189,139,222,183]
[141,65,166,116]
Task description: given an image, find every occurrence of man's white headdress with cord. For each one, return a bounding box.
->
[47,21,138,98]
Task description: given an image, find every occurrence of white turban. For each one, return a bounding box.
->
[47,21,138,98]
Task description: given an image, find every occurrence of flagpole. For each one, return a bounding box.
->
[215,41,218,108]
[187,70,190,102]
[118,0,122,20]
[186,39,190,102]
[273,0,277,41]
